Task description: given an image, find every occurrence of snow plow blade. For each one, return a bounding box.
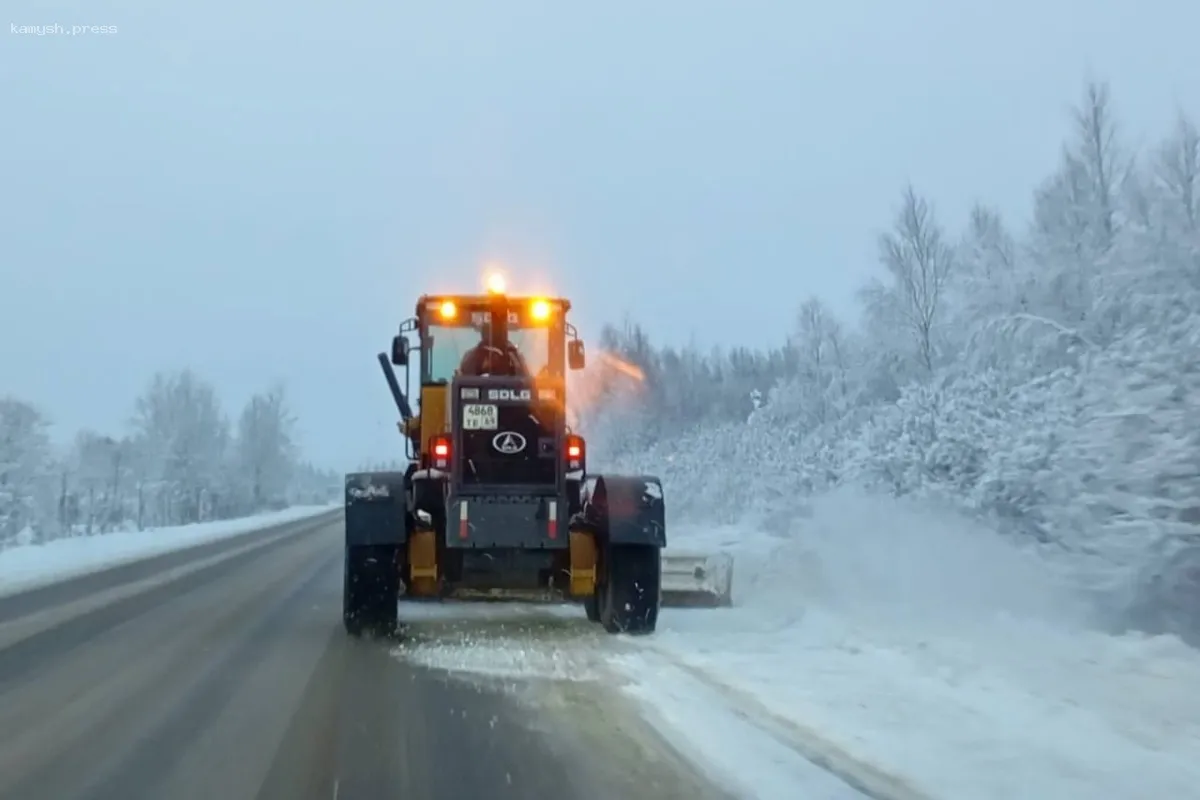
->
[661,551,734,608]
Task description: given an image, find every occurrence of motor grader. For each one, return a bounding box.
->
[342,279,732,637]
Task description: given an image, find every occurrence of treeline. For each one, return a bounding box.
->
[0,370,339,548]
[576,79,1200,604]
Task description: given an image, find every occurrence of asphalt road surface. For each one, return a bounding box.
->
[0,513,734,800]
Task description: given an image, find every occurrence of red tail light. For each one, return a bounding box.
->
[566,435,585,471]
[432,435,451,470]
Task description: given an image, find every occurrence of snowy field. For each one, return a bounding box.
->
[395,489,1200,800]
[0,504,338,599]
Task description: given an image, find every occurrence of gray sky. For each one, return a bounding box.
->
[2,0,1198,468]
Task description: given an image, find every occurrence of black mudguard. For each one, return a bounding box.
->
[576,474,666,547]
[344,470,409,547]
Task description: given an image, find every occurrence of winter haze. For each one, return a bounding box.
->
[2,1,1197,469]
[5,2,1200,793]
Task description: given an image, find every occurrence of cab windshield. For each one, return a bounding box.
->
[426,325,550,383]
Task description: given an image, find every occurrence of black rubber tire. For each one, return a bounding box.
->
[599,545,661,635]
[343,545,400,637]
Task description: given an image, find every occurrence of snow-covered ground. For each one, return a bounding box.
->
[395,489,1200,800]
[394,602,873,799]
[0,504,337,599]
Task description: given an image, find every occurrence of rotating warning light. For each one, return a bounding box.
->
[439,300,458,319]
[530,299,552,321]
[486,273,506,294]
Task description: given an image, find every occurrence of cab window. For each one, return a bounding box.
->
[425,325,550,383]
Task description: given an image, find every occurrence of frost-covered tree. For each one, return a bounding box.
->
[793,297,848,396]
[129,370,231,526]
[953,205,1028,324]
[235,383,298,511]
[1070,80,1126,252]
[768,296,852,431]
[1,370,329,547]
[0,398,52,546]
[289,460,341,505]
[64,431,128,534]
[864,186,956,378]
[1156,113,1200,236]
[1150,113,1200,296]
[1028,80,1134,342]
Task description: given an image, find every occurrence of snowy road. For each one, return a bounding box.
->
[5,492,1187,799]
[396,490,1200,800]
[396,604,874,800]
[0,514,743,800]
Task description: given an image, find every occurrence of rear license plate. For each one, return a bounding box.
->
[462,403,499,430]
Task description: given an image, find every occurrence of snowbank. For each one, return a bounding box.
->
[622,488,1200,799]
[0,504,338,598]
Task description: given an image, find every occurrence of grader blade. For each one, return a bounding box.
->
[660,551,734,608]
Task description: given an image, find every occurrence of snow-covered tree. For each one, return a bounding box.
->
[235,383,298,511]
[129,369,232,526]
[1,368,330,548]
[873,186,957,375]
[289,460,341,505]
[854,186,956,409]
[1156,113,1200,237]
[1070,80,1126,253]
[64,431,128,534]
[766,296,852,432]
[0,397,52,546]
[953,205,1029,325]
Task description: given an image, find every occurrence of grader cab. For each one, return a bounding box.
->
[342,279,732,637]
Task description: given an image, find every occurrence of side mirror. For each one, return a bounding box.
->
[568,339,586,370]
[390,335,408,366]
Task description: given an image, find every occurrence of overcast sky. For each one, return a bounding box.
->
[2,0,1198,468]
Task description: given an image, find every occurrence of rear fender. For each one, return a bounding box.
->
[578,474,666,547]
[345,470,409,547]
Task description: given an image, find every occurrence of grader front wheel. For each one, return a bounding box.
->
[599,544,661,635]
